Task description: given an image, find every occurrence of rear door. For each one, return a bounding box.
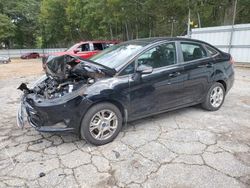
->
[91,42,104,57]
[177,41,214,104]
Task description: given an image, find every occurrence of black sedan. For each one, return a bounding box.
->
[17,37,234,145]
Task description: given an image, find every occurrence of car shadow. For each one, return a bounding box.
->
[36,105,202,146]
[123,104,202,129]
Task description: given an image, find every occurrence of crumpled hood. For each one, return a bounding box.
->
[45,55,73,81]
[44,55,116,82]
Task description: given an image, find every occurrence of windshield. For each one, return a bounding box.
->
[90,42,146,68]
[66,43,80,52]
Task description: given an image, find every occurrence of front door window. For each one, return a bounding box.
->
[137,42,177,68]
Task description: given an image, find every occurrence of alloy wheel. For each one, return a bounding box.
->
[89,109,118,140]
[210,86,224,108]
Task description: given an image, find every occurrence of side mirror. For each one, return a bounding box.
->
[73,49,79,54]
[136,64,153,74]
[132,64,153,81]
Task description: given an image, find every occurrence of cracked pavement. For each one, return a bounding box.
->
[0,67,250,188]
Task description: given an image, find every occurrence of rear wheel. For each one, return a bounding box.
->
[202,82,225,111]
[80,102,123,145]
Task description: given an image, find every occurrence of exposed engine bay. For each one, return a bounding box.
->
[18,55,115,99]
[29,76,87,99]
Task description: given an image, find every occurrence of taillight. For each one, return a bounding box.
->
[229,56,235,65]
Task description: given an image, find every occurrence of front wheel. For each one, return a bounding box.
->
[202,82,225,111]
[80,102,123,145]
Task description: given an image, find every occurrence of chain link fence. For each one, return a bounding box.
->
[0,48,67,58]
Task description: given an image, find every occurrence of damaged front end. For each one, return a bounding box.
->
[17,55,115,132]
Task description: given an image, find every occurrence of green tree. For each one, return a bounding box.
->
[235,0,250,24]
[1,0,250,48]
[0,0,40,48]
[39,0,67,47]
[0,14,16,48]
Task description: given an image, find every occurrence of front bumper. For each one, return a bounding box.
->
[17,94,92,133]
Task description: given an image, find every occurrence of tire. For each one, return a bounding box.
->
[201,82,225,111]
[80,102,123,146]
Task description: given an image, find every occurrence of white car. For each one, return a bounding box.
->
[0,56,11,64]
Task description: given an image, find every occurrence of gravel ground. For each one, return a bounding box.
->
[0,58,43,80]
[0,63,250,188]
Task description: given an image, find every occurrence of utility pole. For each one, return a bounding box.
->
[228,0,238,53]
[171,22,174,37]
[232,0,237,25]
[168,17,177,37]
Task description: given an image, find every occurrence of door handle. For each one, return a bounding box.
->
[169,72,180,78]
[197,63,213,68]
[206,63,213,68]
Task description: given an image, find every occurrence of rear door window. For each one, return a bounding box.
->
[93,43,104,50]
[180,42,207,62]
[205,45,218,56]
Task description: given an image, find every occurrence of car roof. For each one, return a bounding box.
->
[77,38,212,48]
[129,37,210,45]
[79,40,119,44]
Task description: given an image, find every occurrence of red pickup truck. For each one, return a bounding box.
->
[42,40,119,68]
[47,40,119,59]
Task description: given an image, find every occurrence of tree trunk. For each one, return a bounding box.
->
[109,23,113,40]
[136,24,139,39]
[115,21,118,39]
[197,12,201,28]
[149,21,152,37]
[125,21,129,40]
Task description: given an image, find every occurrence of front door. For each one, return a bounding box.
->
[75,43,92,59]
[128,42,185,120]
